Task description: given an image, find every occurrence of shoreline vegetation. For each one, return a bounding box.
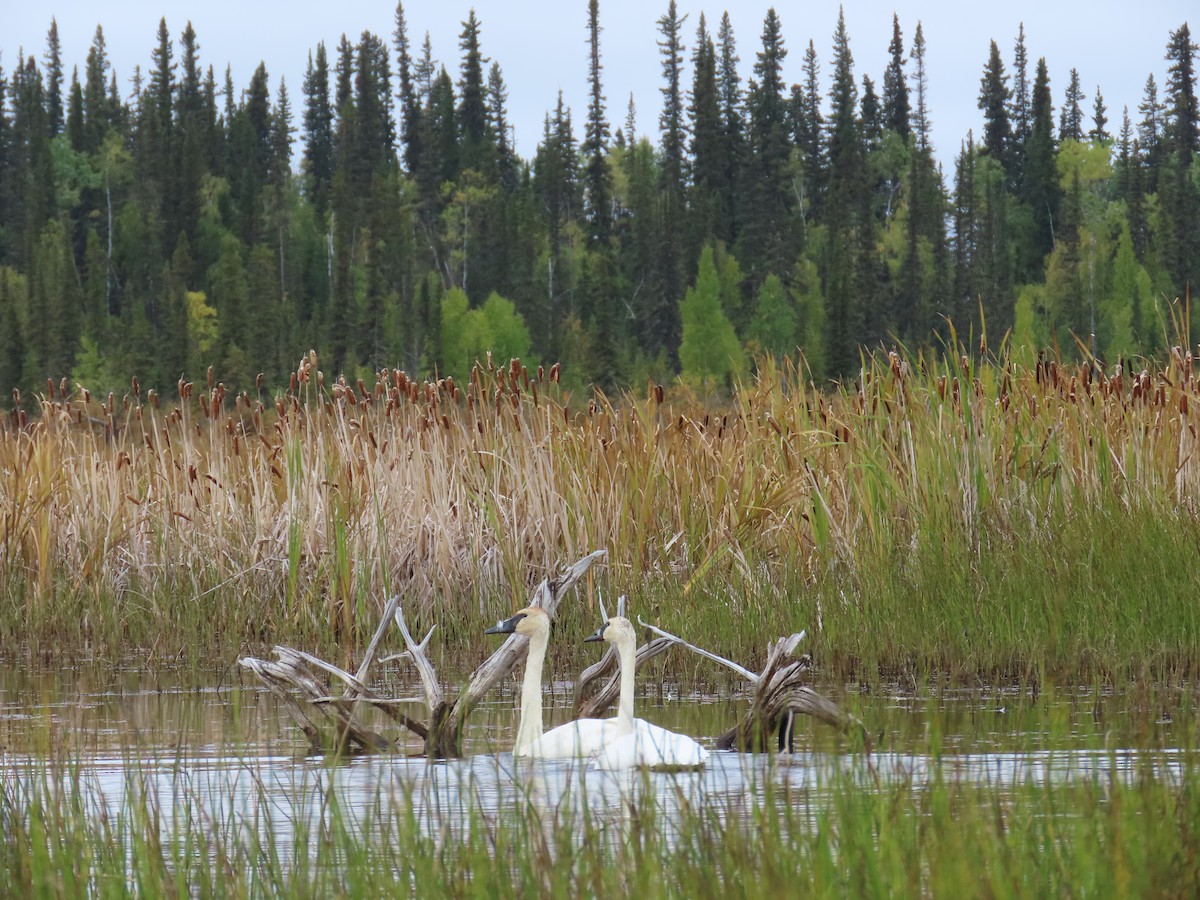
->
[2,348,1199,681]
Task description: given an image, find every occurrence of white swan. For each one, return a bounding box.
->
[485,606,632,758]
[583,616,709,770]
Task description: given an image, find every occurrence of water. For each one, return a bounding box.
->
[0,660,1193,860]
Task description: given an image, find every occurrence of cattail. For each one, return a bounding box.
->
[654,384,664,404]
[550,363,561,384]
[537,365,545,382]
[11,387,20,406]
[317,370,325,389]
[132,376,140,399]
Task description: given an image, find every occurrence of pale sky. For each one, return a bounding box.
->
[3,1,1194,169]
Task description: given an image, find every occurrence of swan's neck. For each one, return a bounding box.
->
[514,629,547,753]
[615,632,636,730]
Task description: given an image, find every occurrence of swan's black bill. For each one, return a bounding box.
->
[583,622,608,643]
[485,612,526,635]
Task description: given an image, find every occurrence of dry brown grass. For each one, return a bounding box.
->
[2,346,1199,648]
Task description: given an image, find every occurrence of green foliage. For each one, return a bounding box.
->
[747,273,797,359]
[679,246,745,389]
[439,288,532,376]
[0,12,1196,399]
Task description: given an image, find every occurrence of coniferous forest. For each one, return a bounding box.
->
[0,4,1197,400]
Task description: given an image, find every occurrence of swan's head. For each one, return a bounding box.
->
[584,615,635,647]
[485,605,549,638]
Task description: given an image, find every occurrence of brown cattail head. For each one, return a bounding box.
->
[550,363,561,384]
[207,366,214,388]
[256,372,264,391]
[12,387,20,406]
[654,384,664,404]
[59,377,68,397]
[47,378,55,399]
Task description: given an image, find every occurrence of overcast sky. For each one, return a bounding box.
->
[3,1,1194,168]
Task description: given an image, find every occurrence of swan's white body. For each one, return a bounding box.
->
[487,607,632,759]
[587,617,709,771]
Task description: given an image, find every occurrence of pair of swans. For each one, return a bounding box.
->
[485,606,708,769]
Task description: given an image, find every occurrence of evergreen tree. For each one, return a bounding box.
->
[1059,69,1086,142]
[1160,23,1199,300]
[978,40,1012,177]
[1164,23,1199,160]
[824,8,871,372]
[1010,24,1031,149]
[1137,73,1165,189]
[176,21,206,241]
[393,2,422,174]
[1022,58,1059,264]
[44,18,65,137]
[739,8,793,282]
[457,11,492,175]
[882,14,910,139]
[911,24,932,150]
[1090,87,1109,142]
[583,0,618,386]
[689,14,725,242]
[302,44,334,214]
[83,26,114,153]
[583,0,613,245]
[861,75,882,151]
[650,0,688,358]
[715,12,744,245]
[797,40,825,212]
[66,68,84,150]
[487,62,517,189]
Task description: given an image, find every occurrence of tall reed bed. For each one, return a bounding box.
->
[2,349,1199,673]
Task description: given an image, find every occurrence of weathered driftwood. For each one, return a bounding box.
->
[238,595,403,754]
[635,618,869,753]
[239,549,608,758]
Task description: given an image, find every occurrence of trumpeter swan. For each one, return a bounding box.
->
[583,616,709,770]
[485,606,632,758]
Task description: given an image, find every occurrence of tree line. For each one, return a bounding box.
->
[0,4,1197,399]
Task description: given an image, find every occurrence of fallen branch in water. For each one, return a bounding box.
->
[239,549,608,758]
[634,616,869,753]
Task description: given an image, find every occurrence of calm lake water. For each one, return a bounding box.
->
[0,658,1192,853]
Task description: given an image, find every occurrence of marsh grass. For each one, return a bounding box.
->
[3,349,1200,678]
[3,734,1199,898]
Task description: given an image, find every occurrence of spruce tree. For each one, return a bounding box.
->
[978,40,1012,178]
[716,13,744,244]
[651,0,687,358]
[457,11,491,175]
[1019,57,1059,277]
[1059,69,1086,142]
[83,26,114,152]
[1090,87,1110,142]
[824,8,869,372]
[1164,23,1199,161]
[797,40,825,214]
[1137,73,1165,190]
[302,44,334,214]
[689,14,724,242]
[739,8,792,283]
[584,0,613,245]
[882,14,910,139]
[43,18,65,138]
[393,2,422,174]
[1010,24,1031,148]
